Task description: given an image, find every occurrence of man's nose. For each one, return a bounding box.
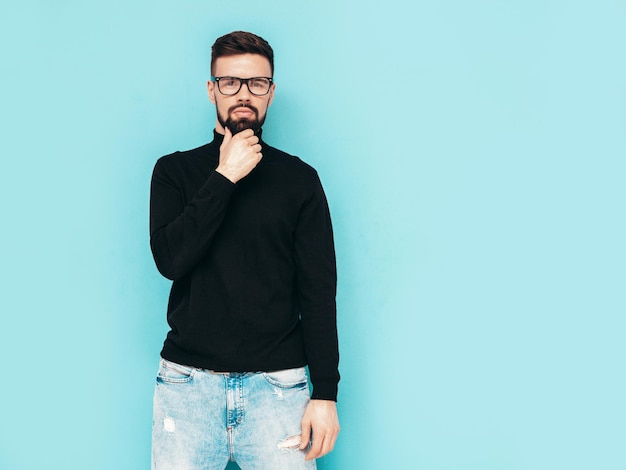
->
[236,82,252,100]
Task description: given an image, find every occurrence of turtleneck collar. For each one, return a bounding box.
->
[212,128,264,144]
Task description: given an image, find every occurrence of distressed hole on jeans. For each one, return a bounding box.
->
[277,434,302,450]
[163,417,176,433]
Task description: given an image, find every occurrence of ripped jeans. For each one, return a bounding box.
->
[152,358,316,470]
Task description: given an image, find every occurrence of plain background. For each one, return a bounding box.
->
[1,1,625,469]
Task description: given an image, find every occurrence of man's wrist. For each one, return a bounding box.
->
[215,166,238,184]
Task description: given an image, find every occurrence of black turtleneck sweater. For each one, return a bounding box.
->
[149,130,339,401]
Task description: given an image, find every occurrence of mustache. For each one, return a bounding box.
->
[228,103,259,115]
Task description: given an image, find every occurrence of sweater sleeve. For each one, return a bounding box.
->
[149,158,235,281]
[294,173,340,401]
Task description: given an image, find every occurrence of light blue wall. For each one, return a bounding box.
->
[2,1,625,469]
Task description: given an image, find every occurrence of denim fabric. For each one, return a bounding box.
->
[152,358,316,470]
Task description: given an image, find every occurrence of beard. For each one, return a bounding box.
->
[217,103,266,135]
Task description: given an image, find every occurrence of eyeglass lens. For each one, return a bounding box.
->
[218,77,271,96]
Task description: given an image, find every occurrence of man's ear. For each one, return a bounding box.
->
[207,80,216,104]
[267,83,276,107]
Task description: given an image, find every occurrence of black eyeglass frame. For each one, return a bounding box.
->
[211,76,274,96]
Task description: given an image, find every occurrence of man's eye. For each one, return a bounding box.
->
[252,79,270,89]
[223,79,237,87]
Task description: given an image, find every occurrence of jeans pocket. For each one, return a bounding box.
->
[157,359,196,384]
[262,367,308,389]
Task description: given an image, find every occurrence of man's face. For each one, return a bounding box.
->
[208,53,275,135]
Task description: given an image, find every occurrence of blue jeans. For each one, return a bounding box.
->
[152,358,316,470]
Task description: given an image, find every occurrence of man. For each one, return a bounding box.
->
[149,31,340,469]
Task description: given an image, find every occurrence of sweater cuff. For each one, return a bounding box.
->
[198,170,236,200]
[311,381,338,402]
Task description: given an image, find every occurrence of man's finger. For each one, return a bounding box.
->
[236,128,254,139]
[305,434,325,460]
[322,432,337,456]
[299,420,311,450]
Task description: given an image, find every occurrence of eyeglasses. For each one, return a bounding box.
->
[211,76,274,96]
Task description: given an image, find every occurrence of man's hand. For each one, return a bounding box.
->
[216,127,262,183]
[300,399,340,461]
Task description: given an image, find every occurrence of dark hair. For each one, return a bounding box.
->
[211,31,274,75]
